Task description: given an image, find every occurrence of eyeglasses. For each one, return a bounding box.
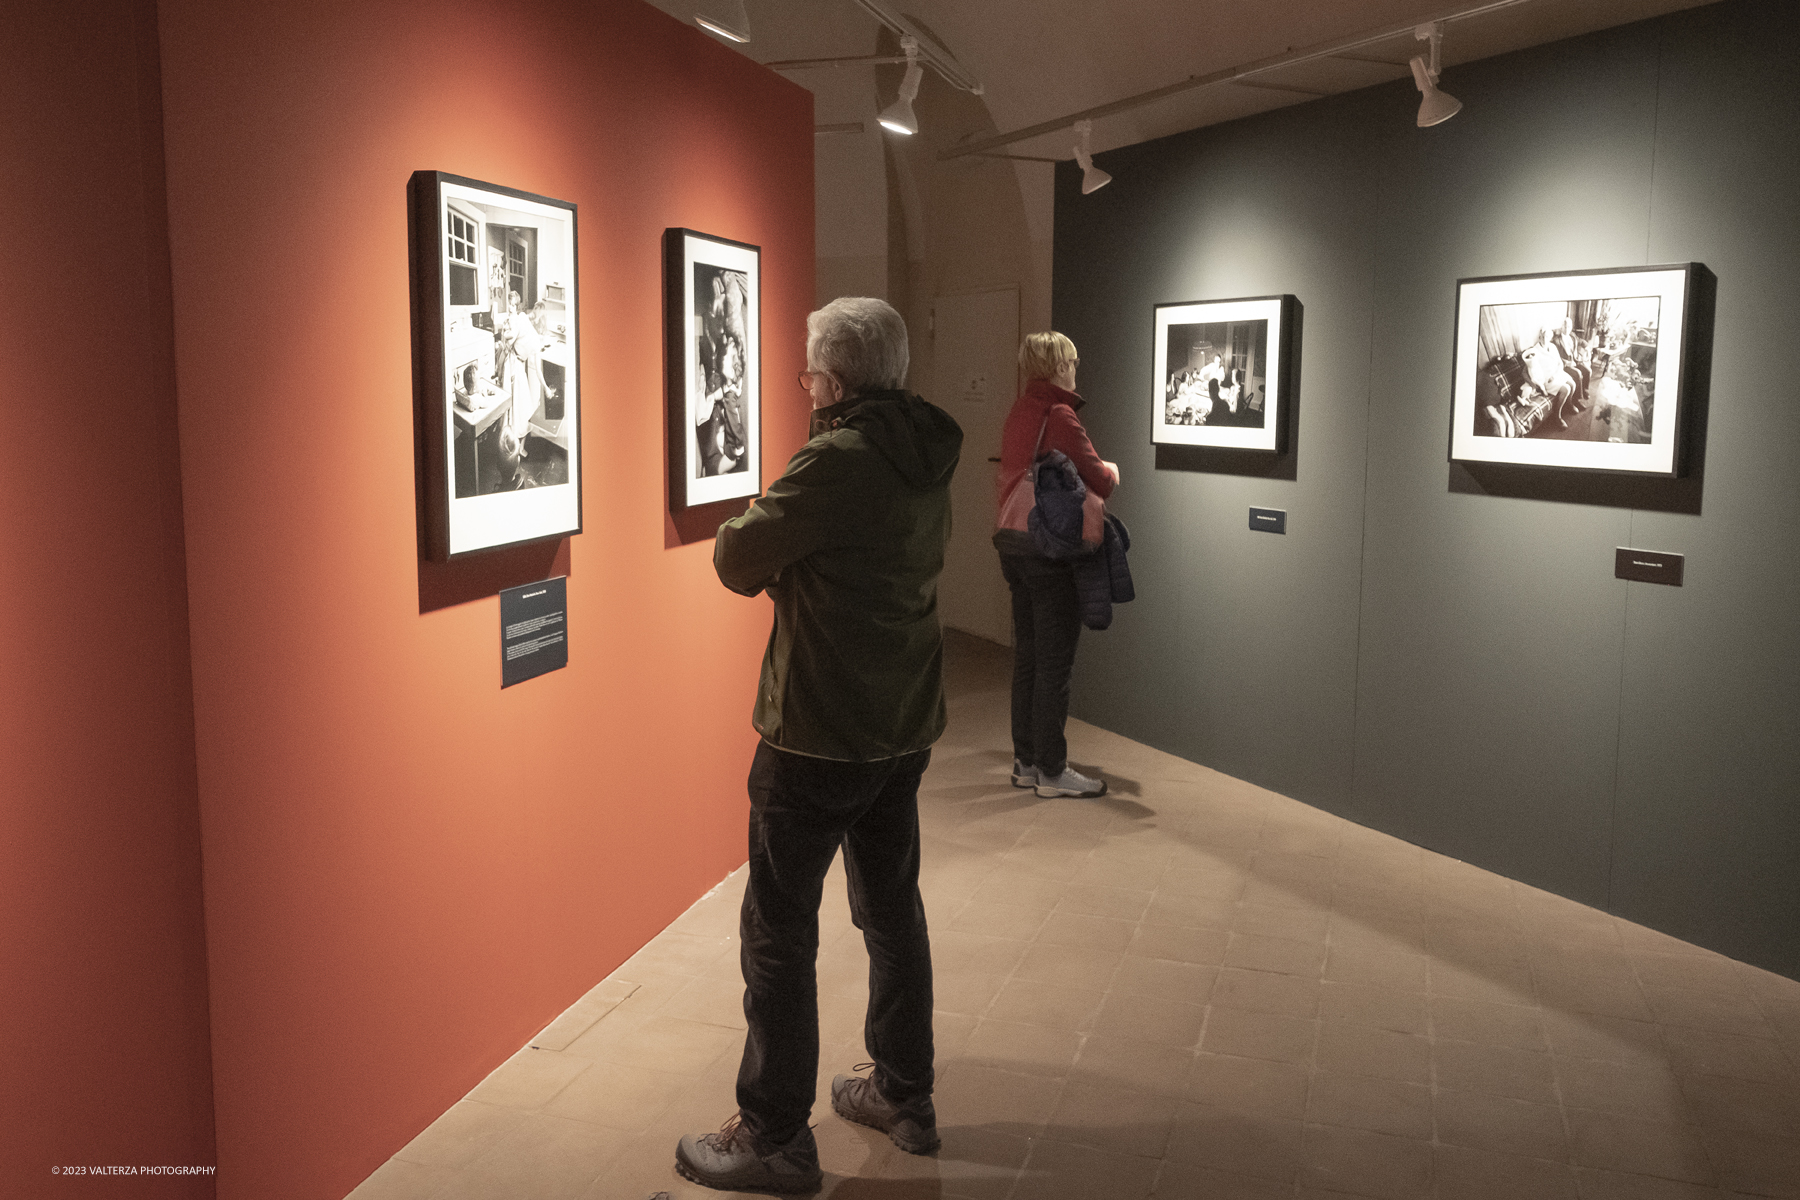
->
[799,369,834,393]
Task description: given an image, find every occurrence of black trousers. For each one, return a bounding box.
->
[736,740,936,1144]
[1000,552,1082,776]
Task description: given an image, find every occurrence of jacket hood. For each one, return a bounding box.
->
[816,389,963,489]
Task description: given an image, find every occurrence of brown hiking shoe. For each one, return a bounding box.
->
[830,1064,940,1154]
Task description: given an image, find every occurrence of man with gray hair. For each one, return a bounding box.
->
[676,297,962,1193]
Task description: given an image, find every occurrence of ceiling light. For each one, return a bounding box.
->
[1410,22,1462,127]
[695,0,750,43]
[878,38,923,135]
[1073,120,1112,194]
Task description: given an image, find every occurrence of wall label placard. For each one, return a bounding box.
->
[1614,548,1684,586]
[1249,507,1288,535]
[500,576,568,687]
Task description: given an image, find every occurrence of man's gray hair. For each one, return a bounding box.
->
[806,297,909,396]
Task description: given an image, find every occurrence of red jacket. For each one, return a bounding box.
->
[995,378,1115,533]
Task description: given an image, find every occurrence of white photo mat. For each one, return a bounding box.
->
[424,174,582,559]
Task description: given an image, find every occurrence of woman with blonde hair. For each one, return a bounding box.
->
[992,331,1119,798]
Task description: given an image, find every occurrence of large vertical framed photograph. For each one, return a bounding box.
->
[1451,264,1705,476]
[1152,295,1296,452]
[409,171,581,561]
[665,228,761,510]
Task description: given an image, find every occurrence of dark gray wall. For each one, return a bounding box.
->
[1056,0,1799,977]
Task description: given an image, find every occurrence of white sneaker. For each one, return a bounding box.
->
[1011,759,1037,788]
[1036,766,1106,798]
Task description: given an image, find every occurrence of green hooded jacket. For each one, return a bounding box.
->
[715,389,963,761]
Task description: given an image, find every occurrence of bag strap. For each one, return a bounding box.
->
[1030,414,1051,463]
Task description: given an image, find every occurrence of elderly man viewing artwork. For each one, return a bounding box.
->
[675,296,963,1194]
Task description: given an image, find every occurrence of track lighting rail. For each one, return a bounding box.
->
[938,0,1538,161]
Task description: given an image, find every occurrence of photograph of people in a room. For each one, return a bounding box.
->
[1162,320,1268,429]
[443,193,574,498]
[669,228,759,508]
[692,262,751,480]
[1473,297,1660,444]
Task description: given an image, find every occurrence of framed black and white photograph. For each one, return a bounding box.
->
[409,171,581,561]
[665,228,760,509]
[1151,295,1295,452]
[1451,264,1705,476]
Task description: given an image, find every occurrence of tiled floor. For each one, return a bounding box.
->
[350,632,1800,1200]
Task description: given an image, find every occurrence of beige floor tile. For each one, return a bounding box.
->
[932,1062,1062,1133]
[1677,1070,1800,1139]
[540,1060,689,1132]
[1128,922,1231,966]
[1036,911,1137,952]
[1660,1026,1795,1084]
[1011,940,1122,992]
[1159,865,1250,901]
[1697,1126,1800,1197]
[967,867,1066,912]
[392,1100,534,1170]
[1211,967,1321,1019]
[581,1013,743,1077]
[1432,1143,1579,1200]
[1540,1010,1665,1065]
[961,1018,1081,1077]
[1090,990,1208,1048]
[946,900,1051,941]
[931,970,1009,1017]
[1070,1034,1195,1096]
[436,1112,631,1200]
[1045,1077,1179,1158]
[1112,954,1219,1004]
[1428,994,1544,1049]
[1433,1089,1568,1160]
[1201,1008,1317,1064]
[1225,932,1328,978]
[1236,902,1332,944]
[984,976,1106,1032]
[1056,881,1154,922]
[999,845,1089,883]
[1299,1123,1433,1200]
[1430,960,1536,1006]
[1632,950,1750,995]
[1151,1161,1294,1198]
[871,1124,1031,1200]
[1304,1071,1433,1140]
[343,1156,458,1200]
[1566,1108,1715,1184]
[1072,853,1170,890]
[1315,1022,1430,1083]
[1432,1040,1558,1104]
[531,978,642,1051]
[661,973,751,1030]
[466,1046,594,1111]
[930,930,1030,978]
[1319,981,1428,1035]
[1642,984,1777,1039]
[1323,946,1429,993]
[1553,1056,1691,1125]
[1167,1102,1305,1182]
[1186,1053,1309,1119]
[1011,1137,1162,1200]
[1571,1167,1748,1200]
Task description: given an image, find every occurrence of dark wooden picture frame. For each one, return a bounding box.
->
[409,170,582,561]
[1151,294,1297,454]
[665,228,761,511]
[1450,263,1709,477]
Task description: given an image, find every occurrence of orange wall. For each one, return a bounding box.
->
[0,2,217,1196]
[154,0,813,1195]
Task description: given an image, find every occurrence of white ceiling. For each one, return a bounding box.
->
[647,0,1718,158]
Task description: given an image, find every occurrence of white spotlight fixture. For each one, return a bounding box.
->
[878,37,923,135]
[1072,120,1112,194]
[1409,22,1462,127]
[695,0,750,43]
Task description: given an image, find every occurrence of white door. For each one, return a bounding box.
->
[933,287,1019,646]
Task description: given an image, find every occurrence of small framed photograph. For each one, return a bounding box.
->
[1152,294,1296,452]
[666,228,761,509]
[409,171,582,560]
[1450,264,1705,476]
